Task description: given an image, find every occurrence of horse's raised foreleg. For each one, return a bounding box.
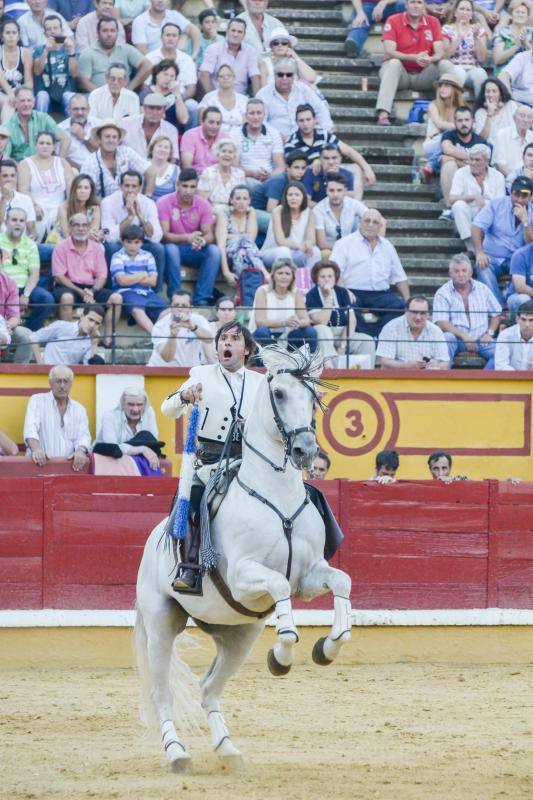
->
[298,560,352,665]
[200,622,264,761]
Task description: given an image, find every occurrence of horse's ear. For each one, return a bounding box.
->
[258,345,286,375]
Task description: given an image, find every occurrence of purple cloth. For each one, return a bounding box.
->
[131,454,163,476]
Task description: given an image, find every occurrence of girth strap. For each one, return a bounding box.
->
[209,567,275,619]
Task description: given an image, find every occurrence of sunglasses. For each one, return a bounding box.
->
[276,72,294,78]
[271,39,289,46]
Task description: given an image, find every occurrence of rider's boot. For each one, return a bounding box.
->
[172,518,203,593]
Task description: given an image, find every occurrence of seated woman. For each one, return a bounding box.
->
[215,184,269,290]
[208,295,237,336]
[139,60,189,131]
[421,74,464,180]
[306,260,376,369]
[198,64,248,135]
[506,141,533,191]
[442,0,488,99]
[250,256,318,352]
[143,136,179,201]
[198,138,245,214]
[493,0,533,72]
[260,180,321,269]
[0,18,32,122]
[259,27,316,87]
[474,77,517,143]
[58,173,102,241]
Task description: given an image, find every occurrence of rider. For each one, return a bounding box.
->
[161,320,263,590]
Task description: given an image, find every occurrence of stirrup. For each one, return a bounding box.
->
[171,562,203,595]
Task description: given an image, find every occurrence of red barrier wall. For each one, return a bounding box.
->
[1,477,532,611]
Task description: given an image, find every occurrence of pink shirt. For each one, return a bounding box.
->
[0,271,20,322]
[52,238,108,285]
[156,193,215,235]
[179,125,222,174]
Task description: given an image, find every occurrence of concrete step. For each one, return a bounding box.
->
[274,9,343,22]
[355,146,417,165]
[390,236,464,253]
[289,25,347,40]
[406,258,455,274]
[335,123,424,146]
[365,181,435,199]
[372,199,444,218]
[385,219,455,234]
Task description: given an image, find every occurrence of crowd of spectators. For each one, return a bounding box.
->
[0,0,530,374]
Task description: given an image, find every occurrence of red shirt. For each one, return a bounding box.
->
[382,12,443,73]
[0,271,20,322]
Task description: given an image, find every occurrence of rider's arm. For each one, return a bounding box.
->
[161,374,199,418]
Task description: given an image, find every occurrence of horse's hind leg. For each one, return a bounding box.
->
[298,560,352,665]
[200,622,264,761]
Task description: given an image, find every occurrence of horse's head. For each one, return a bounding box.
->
[258,345,335,471]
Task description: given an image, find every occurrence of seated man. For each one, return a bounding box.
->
[370,449,399,483]
[237,0,283,54]
[78,16,150,93]
[19,0,72,48]
[57,95,99,171]
[121,93,179,160]
[506,142,533,195]
[303,146,356,206]
[344,0,404,58]
[23,365,91,471]
[330,208,409,337]
[0,250,32,363]
[0,159,37,239]
[30,303,105,364]
[4,86,70,161]
[500,49,533,109]
[377,294,450,369]
[131,0,200,58]
[88,62,141,121]
[440,106,490,211]
[199,16,260,96]
[472,176,533,304]
[80,119,148,199]
[230,98,284,187]
[75,0,127,51]
[148,289,214,367]
[252,148,308,213]
[314,172,367,254]
[508,243,533,314]
[180,107,223,175]
[448,144,505,253]
[495,299,533,370]
[32,15,77,115]
[156,168,221,306]
[95,385,161,467]
[493,105,533,177]
[433,253,501,369]
[145,21,199,125]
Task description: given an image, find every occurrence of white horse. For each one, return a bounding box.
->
[135,345,352,770]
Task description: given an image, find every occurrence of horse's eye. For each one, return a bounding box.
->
[274,388,284,401]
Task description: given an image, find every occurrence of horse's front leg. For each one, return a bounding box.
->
[228,558,298,675]
[298,559,352,665]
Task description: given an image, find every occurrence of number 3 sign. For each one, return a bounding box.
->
[322,391,385,456]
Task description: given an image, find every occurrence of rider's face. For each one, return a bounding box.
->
[217,328,248,371]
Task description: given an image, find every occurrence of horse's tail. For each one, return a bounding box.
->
[133,605,159,734]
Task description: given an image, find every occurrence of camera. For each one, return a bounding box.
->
[54,35,66,42]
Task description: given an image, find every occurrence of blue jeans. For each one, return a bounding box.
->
[253,325,318,353]
[351,288,405,337]
[105,240,166,292]
[35,89,74,115]
[24,285,54,331]
[164,242,221,306]
[346,1,405,53]
[474,257,510,306]
[443,332,496,369]
[507,292,532,314]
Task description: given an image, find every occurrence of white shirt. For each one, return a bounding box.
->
[314,197,368,242]
[0,313,11,345]
[1,190,36,227]
[121,114,179,160]
[145,47,197,91]
[18,8,72,47]
[230,123,284,173]
[501,51,533,106]
[95,405,159,453]
[198,90,248,134]
[88,84,140,121]
[432,278,501,340]
[131,8,189,52]
[330,230,407,291]
[75,10,126,51]
[449,165,506,209]
[495,323,533,370]
[148,311,212,367]
[58,116,99,170]
[493,124,533,172]
[29,320,93,364]
[376,315,450,364]
[236,10,282,54]
[23,391,91,457]
[101,190,163,243]
[255,82,333,139]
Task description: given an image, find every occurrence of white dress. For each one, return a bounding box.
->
[249,287,297,335]
[26,157,67,241]
[198,90,248,134]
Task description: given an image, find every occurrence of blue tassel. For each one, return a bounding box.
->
[173,497,190,540]
[171,403,200,540]
[184,403,200,454]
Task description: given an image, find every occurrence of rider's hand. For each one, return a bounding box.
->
[180,383,203,404]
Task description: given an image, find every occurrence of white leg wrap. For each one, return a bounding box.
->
[331,595,352,642]
[275,597,299,643]
[161,719,188,763]
[209,710,241,758]
[273,636,295,667]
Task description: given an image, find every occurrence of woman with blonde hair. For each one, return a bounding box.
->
[421,73,465,181]
[197,138,245,213]
[493,0,533,71]
[143,136,179,201]
[58,173,102,240]
[442,0,488,97]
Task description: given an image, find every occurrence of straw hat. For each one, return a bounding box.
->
[91,118,126,139]
[434,73,464,90]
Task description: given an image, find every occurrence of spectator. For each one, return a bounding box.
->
[508,242,533,312]
[52,212,121,341]
[427,450,462,481]
[370,449,399,483]
[302,145,356,205]
[57,95,98,171]
[255,57,333,140]
[237,0,283,55]
[18,0,72,49]
[471,175,533,303]
[492,0,533,73]
[230,98,284,188]
[422,73,464,180]
[0,158,37,239]
[197,8,223,68]
[114,0,149,31]
[198,64,248,135]
[474,77,517,145]
[156,167,221,305]
[260,179,321,269]
[0,426,18,455]
[131,0,200,59]
[0,207,53,331]
[121,93,179,160]
[0,126,9,159]
[314,172,368,255]
[377,294,450,369]
[143,136,179,202]
[95,386,160,464]
[101,169,164,290]
[75,0,126,51]
[306,259,376,368]
[330,208,409,336]
[308,450,331,479]
[199,17,260,96]
[215,183,267,291]
[260,26,316,87]
[139,60,189,131]
[0,247,31,362]
[441,0,488,98]
[180,106,223,174]
[0,19,33,123]
[88,62,141,121]
[500,48,533,107]
[47,0,95,29]
[30,302,104,364]
[80,119,148,199]
[58,174,102,242]
[433,253,501,368]
[254,147,308,213]
[495,298,533,369]
[23,365,91,470]
[77,16,149,93]
[375,0,459,126]
[344,0,404,59]
[250,256,318,351]
[4,85,69,161]
[198,138,245,213]
[448,144,505,253]
[506,141,533,193]
[32,15,76,115]
[493,104,533,176]
[208,294,236,335]
[145,21,198,124]
[18,130,74,243]
[147,289,213,367]
[440,105,490,209]
[284,104,375,201]
[110,223,166,334]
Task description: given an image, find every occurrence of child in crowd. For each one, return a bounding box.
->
[196,8,224,66]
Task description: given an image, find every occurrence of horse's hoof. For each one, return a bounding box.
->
[169,755,191,774]
[217,739,244,768]
[166,743,191,772]
[267,647,291,676]
[312,636,333,666]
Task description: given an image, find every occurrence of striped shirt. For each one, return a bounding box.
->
[284,127,340,160]
[0,233,39,289]
[23,391,92,457]
[231,123,284,173]
[80,146,149,199]
[432,279,501,340]
[376,315,449,364]
[110,248,157,295]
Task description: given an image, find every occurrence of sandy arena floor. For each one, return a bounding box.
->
[2,660,533,800]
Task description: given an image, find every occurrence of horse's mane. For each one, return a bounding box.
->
[256,345,337,410]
